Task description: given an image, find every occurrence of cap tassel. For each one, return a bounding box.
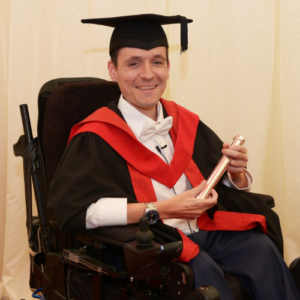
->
[180,16,188,54]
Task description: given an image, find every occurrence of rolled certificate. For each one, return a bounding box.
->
[196,135,245,200]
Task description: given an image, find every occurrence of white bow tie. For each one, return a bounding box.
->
[139,116,173,143]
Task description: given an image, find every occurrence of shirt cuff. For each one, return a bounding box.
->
[86,197,127,229]
[222,169,253,192]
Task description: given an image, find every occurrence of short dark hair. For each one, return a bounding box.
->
[110,48,121,67]
[110,47,169,68]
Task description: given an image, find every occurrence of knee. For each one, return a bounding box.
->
[250,230,278,255]
[241,229,283,268]
[189,251,223,276]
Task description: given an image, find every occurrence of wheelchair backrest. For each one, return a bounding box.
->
[38,78,121,188]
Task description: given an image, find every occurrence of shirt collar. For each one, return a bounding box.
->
[118,95,164,138]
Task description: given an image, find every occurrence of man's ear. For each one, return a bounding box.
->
[108,60,117,82]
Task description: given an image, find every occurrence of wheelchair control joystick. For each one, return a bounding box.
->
[135,217,154,249]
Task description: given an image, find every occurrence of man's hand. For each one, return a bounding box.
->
[221,142,249,188]
[222,143,248,173]
[127,181,217,224]
[157,181,218,220]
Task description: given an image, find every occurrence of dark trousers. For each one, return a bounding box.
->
[187,228,300,300]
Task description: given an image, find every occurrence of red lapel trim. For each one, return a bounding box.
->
[127,163,157,203]
[175,230,199,263]
[68,99,200,188]
[184,159,205,187]
[197,211,267,233]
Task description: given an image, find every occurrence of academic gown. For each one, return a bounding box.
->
[47,99,283,261]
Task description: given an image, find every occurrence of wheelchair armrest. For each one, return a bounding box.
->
[260,194,275,208]
[50,219,139,248]
[87,225,140,246]
[73,220,184,281]
[251,192,275,208]
[123,240,182,280]
[81,222,183,280]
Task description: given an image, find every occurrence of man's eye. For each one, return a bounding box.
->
[129,62,139,67]
[153,61,163,65]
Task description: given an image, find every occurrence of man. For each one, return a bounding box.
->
[48,14,300,299]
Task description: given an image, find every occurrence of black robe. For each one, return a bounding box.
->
[47,100,283,257]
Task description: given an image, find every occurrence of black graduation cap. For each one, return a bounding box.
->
[81,14,193,55]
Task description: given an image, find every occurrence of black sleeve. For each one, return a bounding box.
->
[192,120,224,180]
[47,132,136,234]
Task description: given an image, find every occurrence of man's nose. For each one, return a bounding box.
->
[140,63,154,80]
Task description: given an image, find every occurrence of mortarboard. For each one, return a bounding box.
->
[81,14,193,55]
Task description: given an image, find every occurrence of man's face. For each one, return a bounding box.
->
[108,46,170,118]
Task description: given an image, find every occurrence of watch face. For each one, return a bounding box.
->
[145,210,160,225]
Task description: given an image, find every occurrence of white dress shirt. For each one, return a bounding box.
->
[86,95,253,235]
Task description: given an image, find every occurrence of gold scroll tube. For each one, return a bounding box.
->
[196,135,245,200]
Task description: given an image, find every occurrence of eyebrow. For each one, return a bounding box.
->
[123,54,167,65]
[123,56,141,64]
[153,54,167,61]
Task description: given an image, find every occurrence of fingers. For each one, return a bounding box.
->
[227,159,247,168]
[191,180,207,197]
[223,142,230,149]
[202,189,218,204]
[192,191,218,218]
[167,181,219,220]
[222,146,247,158]
[207,188,218,198]
[190,181,220,202]
[183,196,217,219]
[222,144,248,172]
[198,180,207,190]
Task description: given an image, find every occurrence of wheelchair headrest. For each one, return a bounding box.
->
[41,79,121,187]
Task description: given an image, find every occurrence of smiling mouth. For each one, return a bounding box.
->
[136,85,157,90]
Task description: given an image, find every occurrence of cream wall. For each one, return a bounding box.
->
[1,0,300,299]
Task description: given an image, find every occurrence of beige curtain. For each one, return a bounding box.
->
[1,0,300,299]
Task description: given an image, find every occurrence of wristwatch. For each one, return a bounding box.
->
[143,202,160,225]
